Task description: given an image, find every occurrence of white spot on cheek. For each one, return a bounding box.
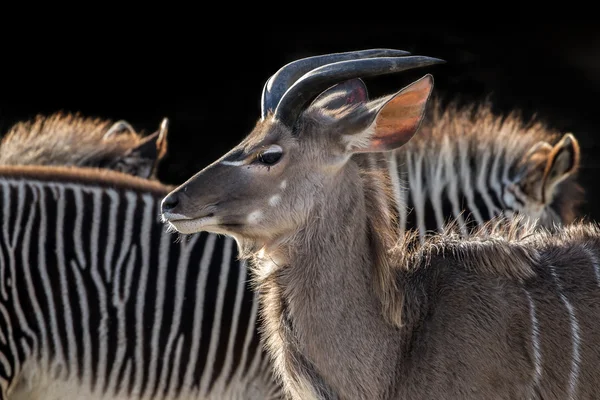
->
[247,210,263,224]
[280,180,287,190]
[269,194,281,206]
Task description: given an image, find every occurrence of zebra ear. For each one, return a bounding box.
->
[155,117,169,161]
[111,118,170,179]
[344,74,433,153]
[311,78,369,111]
[541,133,580,202]
[103,120,135,139]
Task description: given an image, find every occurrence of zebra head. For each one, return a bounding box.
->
[100,117,169,179]
[504,133,581,227]
[0,114,169,179]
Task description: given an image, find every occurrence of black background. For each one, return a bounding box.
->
[2,21,599,220]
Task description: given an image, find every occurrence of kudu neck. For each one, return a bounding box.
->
[280,162,377,285]
[255,160,400,398]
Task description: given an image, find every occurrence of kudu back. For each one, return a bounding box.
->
[162,50,600,399]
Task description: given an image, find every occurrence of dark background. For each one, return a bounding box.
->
[2,21,599,220]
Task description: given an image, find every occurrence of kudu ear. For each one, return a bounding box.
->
[311,78,369,111]
[541,133,580,202]
[343,74,434,153]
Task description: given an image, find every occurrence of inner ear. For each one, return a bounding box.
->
[542,133,580,194]
[347,74,435,153]
[514,141,552,179]
[523,141,553,162]
[311,78,369,111]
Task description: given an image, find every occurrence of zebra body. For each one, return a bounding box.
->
[0,166,280,400]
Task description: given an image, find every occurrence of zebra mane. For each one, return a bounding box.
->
[410,95,559,160]
[0,112,146,167]
[0,165,173,195]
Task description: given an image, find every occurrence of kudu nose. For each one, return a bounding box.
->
[161,193,180,213]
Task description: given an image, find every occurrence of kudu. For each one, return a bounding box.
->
[0,112,169,179]
[161,50,600,399]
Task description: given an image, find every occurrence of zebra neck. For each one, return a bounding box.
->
[393,136,515,238]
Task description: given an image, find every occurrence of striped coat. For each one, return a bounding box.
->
[0,166,281,399]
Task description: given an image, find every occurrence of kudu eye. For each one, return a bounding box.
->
[256,145,283,166]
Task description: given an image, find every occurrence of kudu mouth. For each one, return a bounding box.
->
[161,197,222,234]
[163,213,219,235]
[161,193,247,234]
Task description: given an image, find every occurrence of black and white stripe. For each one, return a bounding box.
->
[395,142,515,239]
[392,128,576,242]
[0,175,281,399]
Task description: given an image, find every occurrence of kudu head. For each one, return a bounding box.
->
[161,49,443,246]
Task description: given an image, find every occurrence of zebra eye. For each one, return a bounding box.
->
[256,145,283,166]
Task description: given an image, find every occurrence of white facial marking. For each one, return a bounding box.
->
[220,160,245,166]
[166,215,221,235]
[247,210,263,224]
[160,212,190,223]
[269,194,281,207]
[280,180,287,190]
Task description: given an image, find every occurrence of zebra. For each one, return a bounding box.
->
[0,165,281,400]
[0,112,169,179]
[0,114,283,399]
[0,50,585,399]
[392,96,583,240]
